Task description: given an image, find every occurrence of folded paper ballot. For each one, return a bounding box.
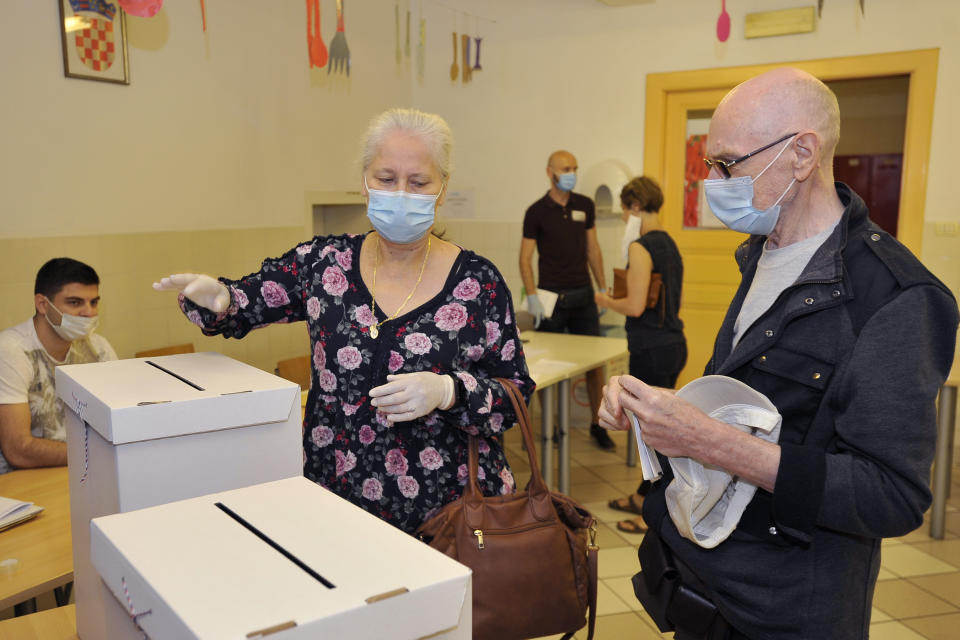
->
[629,412,663,482]
[0,495,43,532]
[524,288,558,319]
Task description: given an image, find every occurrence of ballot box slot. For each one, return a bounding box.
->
[145,360,205,391]
[215,502,336,589]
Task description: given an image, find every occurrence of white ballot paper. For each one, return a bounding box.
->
[629,411,662,481]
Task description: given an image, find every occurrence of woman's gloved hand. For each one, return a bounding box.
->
[369,372,456,423]
[153,273,231,313]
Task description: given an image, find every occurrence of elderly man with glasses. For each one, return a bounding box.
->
[599,67,958,640]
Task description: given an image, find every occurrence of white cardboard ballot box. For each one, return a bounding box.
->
[56,352,303,640]
[90,476,472,640]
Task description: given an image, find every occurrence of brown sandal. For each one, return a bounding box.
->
[607,493,645,516]
[616,516,648,534]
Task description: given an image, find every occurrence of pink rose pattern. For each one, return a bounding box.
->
[452,277,481,301]
[387,350,404,372]
[336,346,362,370]
[261,281,289,308]
[385,448,409,476]
[358,425,376,445]
[354,304,375,327]
[312,341,326,370]
[322,266,348,297]
[404,332,432,355]
[307,297,321,320]
[178,234,532,535]
[335,449,357,476]
[434,303,468,332]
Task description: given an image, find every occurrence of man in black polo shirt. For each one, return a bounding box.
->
[519,149,613,450]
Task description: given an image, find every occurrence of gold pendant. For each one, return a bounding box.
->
[370,325,379,339]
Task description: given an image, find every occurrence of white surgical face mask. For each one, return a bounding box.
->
[702,136,796,236]
[622,213,642,263]
[365,177,443,244]
[43,296,99,342]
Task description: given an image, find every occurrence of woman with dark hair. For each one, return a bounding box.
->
[594,176,686,533]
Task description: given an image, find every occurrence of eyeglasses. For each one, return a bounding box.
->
[703,132,798,179]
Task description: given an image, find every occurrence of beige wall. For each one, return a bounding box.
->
[1,0,958,378]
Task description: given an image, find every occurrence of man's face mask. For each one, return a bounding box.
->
[365,177,444,244]
[555,171,577,192]
[43,296,99,342]
[702,135,797,236]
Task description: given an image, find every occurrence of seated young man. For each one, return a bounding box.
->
[0,258,116,473]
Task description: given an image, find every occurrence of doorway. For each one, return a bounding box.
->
[643,50,938,385]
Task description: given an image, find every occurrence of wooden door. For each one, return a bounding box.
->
[662,89,744,386]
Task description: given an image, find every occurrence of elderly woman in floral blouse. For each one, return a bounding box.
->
[154,108,535,534]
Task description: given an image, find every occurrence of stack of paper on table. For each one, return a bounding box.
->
[0,495,43,532]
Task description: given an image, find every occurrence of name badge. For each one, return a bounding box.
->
[571,210,586,222]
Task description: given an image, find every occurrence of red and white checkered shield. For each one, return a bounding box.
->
[74,17,116,72]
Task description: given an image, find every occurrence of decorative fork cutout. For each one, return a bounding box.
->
[328,0,350,75]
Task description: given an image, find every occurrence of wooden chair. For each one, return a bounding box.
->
[134,343,195,358]
[276,355,311,391]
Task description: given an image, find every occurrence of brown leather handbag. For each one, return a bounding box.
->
[612,269,666,326]
[415,379,598,640]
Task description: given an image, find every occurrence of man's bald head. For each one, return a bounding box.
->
[713,68,840,163]
[548,150,577,172]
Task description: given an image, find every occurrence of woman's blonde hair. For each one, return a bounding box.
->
[360,108,454,181]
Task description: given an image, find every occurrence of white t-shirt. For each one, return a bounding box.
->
[732,221,838,349]
[0,318,117,473]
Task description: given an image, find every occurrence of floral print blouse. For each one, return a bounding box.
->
[179,233,535,534]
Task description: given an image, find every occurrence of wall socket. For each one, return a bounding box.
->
[934,222,958,237]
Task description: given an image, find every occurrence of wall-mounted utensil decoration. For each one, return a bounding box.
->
[405,10,411,57]
[328,0,350,75]
[395,5,401,63]
[859,0,865,15]
[307,0,328,68]
[817,0,823,18]
[200,0,206,31]
[461,33,471,83]
[716,0,730,42]
[472,36,482,71]
[449,32,458,81]
[417,18,425,80]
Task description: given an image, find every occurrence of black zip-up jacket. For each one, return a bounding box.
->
[644,183,958,639]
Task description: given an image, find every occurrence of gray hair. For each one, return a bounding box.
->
[359,108,454,181]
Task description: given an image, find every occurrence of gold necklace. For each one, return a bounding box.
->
[369,235,431,339]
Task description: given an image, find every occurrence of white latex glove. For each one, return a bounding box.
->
[152,273,231,313]
[525,293,544,328]
[369,372,456,423]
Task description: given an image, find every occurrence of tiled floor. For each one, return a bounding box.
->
[504,394,960,640]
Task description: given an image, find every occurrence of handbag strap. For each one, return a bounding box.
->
[465,378,549,498]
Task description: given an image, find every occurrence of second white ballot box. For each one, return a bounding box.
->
[56,352,303,640]
[90,476,472,640]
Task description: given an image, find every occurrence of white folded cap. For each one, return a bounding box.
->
[665,375,781,549]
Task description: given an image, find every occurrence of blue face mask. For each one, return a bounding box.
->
[555,171,577,192]
[702,136,796,235]
[365,177,444,244]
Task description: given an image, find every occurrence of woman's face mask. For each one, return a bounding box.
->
[365,177,444,244]
[702,136,796,236]
[43,296,99,342]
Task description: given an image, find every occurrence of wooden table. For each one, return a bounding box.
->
[520,331,629,493]
[0,603,77,639]
[0,467,72,611]
[931,354,959,539]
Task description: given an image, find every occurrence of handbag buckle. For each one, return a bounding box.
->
[587,521,599,551]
